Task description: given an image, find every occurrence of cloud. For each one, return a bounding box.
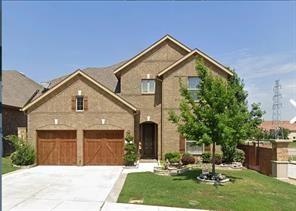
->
[220,49,296,120]
[221,50,296,79]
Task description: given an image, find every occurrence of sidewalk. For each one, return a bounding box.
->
[102,202,205,211]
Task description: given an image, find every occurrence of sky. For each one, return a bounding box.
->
[3,1,296,120]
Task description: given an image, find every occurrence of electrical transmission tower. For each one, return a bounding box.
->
[272,80,283,139]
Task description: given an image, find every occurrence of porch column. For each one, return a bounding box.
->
[271,139,291,179]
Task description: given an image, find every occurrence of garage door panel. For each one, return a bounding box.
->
[37,130,77,165]
[59,141,77,165]
[84,130,124,165]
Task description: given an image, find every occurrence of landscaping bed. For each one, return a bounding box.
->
[118,169,296,211]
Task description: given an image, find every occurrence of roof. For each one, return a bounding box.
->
[48,61,125,91]
[2,71,43,108]
[157,49,233,77]
[113,34,191,76]
[22,70,137,112]
[259,121,296,132]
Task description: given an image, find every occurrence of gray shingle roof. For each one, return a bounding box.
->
[2,71,43,108]
[47,61,125,91]
[29,61,126,103]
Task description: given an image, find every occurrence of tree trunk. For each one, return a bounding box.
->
[212,141,216,175]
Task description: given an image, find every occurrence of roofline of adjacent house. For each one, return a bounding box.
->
[113,34,192,76]
[21,70,138,112]
[157,49,234,77]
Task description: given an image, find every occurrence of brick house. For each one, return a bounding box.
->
[2,71,43,155]
[22,35,233,165]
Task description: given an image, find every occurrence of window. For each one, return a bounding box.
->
[76,96,84,111]
[187,76,200,101]
[185,140,203,155]
[141,79,155,94]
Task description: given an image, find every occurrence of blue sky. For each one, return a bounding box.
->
[3,1,296,120]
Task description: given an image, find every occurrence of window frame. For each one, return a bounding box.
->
[76,95,84,112]
[141,79,156,94]
[187,76,200,102]
[185,140,204,155]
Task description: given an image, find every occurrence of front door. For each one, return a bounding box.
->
[142,123,155,159]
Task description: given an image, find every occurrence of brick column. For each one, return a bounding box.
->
[77,130,83,166]
[271,139,291,178]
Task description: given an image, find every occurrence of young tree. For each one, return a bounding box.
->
[169,59,263,174]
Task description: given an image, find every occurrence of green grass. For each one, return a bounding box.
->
[2,157,19,174]
[289,141,296,148]
[118,169,296,211]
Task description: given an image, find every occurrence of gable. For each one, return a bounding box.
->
[113,35,191,77]
[157,49,233,78]
[22,71,137,113]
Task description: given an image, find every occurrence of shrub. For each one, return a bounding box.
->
[181,153,195,165]
[123,132,138,166]
[214,153,223,165]
[233,149,245,163]
[5,135,35,166]
[164,152,181,163]
[201,152,211,163]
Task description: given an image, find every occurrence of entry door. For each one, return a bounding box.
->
[142,124,155,158]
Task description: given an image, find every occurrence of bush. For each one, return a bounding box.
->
[181,153,195,165]
[123,132,138,166]
[201,152,223,164]
[5,135,35,166]
[164,152,181,163]
[214,153,223,165]
[201,152,211,163]
[233,149,245,163]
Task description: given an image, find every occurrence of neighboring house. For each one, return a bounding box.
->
[2,71,43,155]
[260,121,296,141]
[22,35,233,165]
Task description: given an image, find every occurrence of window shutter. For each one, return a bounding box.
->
[179,135,185,153]
[71,96,76,111]
[84,96,88,111]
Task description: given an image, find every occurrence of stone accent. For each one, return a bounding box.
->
[271,139,292,178]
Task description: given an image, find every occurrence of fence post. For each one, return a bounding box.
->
[271,139,291,179]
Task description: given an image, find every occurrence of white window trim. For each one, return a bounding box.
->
[185,140,204,155]
[187,76,199,102]
[76,96,84,112]
[141,79,155,94]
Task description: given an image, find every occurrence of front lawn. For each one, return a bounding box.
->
[289,141,296,148]
[118,169,296,211]
[2,157,19,174]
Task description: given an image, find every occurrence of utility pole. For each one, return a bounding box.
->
[272,80,283,139]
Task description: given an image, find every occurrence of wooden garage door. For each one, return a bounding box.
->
[84,130,124,165]
[37,130,77,165]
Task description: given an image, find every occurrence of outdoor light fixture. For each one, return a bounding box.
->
[78,90,82,96]
[101,119,106,125]
[147,116,151,121]
[54,119,58,125]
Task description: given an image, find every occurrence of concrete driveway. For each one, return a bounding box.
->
[2,166,123,211]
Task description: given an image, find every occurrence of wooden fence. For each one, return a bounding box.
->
[238,143,273,176]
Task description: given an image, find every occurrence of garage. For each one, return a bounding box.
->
[37,130,77,165]
[84,130,124,165]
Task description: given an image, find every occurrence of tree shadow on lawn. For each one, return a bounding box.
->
[172,169,243,185]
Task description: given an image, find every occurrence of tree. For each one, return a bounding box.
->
[169,58,263,174]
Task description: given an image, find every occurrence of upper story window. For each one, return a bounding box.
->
[141,79,155,94]
[187,76,200,101]
[76,96,84,111]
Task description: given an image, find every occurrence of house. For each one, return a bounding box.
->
[2,71,43,155]
[22,35,233,165]
[260,121,296,141]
